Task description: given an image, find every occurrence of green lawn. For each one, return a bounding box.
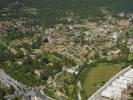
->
[129,53,133,61]
[81,63,123,97]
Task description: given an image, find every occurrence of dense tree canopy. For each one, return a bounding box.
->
[1,0,133,27]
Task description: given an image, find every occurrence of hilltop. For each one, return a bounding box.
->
[1,0,133,27]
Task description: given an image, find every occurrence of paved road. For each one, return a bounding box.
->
[0,70,30,93]
[0,69,51,100]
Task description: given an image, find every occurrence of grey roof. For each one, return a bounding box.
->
[23,91,49,100]
[35,91,49,100]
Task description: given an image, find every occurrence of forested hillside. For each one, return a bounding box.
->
[1,0,133,26]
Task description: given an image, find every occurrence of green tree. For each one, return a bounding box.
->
[8,85,15,94]
[9,1,24,17]
[0,88,5,100]
[117,32,130,62]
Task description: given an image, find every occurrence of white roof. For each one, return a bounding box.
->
[117,78,128,85]
[101,68,133,99]
[122,76,133,81]
[101,87,114,98]
[123,72,133,78]
[112,81,127,90]
[119,76,132,84]
[101,86,121,99]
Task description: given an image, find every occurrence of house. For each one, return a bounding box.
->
[16,61,23,65]
[34,70,43,78]
[9,48,17,54]
[31,96,38,100]
[118,20,130,27]
[65,66,79,75]
[128,45,133,52]
[111,32,118,42]
[23,91,49,100]
[107,50,121,60]
[47,76,53,84]
[107,50,121,55]
[101,68,133,100]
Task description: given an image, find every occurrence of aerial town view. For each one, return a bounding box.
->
[0,0,133,100]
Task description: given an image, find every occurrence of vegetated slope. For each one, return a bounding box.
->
[1,0,133,15]
[1,0,133,26]
[31,0,133,26]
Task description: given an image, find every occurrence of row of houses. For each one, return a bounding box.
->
[101,68,133,100]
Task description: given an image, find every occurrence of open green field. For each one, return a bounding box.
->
[129,53,133,61]
[81,63,123,97]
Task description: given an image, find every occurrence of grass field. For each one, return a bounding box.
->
[81,63,123,97]
[129,53,133,61]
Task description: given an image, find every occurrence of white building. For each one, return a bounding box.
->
[101,68,133,100]
[128,45,133,52]
[65,66,79,75]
